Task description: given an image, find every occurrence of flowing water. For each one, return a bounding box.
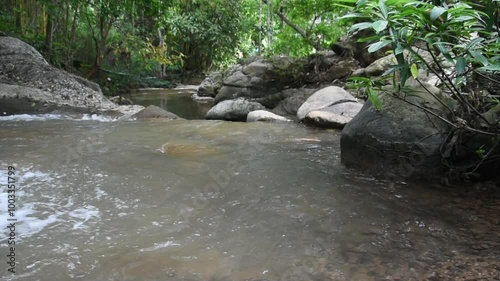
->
[0,113,499,280]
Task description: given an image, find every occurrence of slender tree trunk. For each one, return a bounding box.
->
[87,16,114,80]
[258,0,262,54]
[158,28,164,78]
[45,10,53,62]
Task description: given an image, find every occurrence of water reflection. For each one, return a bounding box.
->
[129,88,213,120]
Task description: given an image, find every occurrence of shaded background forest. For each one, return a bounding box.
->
[0,0,352,85]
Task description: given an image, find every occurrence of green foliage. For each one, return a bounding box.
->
[347,0,500,178]
[2,0,357,76]
[266,0,353,56]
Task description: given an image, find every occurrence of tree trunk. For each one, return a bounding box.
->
[45,4,54,62]
[263,0,324,51]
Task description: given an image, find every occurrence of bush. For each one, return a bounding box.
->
[346,0,500,180]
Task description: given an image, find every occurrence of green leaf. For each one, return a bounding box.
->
[479,65,500,72]
[436,43,454,63]
[469,51,489,66]
[430,6,447,22]
[378,0,388,19]
[368,40,391,53]
[394,43,405,55]
[338,13,364,20]
[372,20,388,33]
[349,22,374,32]
[410,63,419,79]
[465,37,485,51]
[367,88,383,110]
[381,65,399,76]
[456,56,466,76]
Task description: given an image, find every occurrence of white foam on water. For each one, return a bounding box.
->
[80,114,119,122]
[140,241,181,252]
[68,205,100,229]
[0,194,62,241]
[0,113,126,122]
[18,170,54,183]
[0,168,103,241]
[0,114,68,121]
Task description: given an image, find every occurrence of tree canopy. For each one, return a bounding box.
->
[0,0,354,79]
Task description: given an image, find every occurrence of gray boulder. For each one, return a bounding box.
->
[246,110,290,122]
[341,90,452,181]
[321,101,363,117]
[297,86,358,120]
[0,36,115,115]
[132,105,181,120]
[206,98,265,121]
[302,102,363,128]
[198,71,223,97]
[271,88,316,119]
[304,111,353,129]
[214,56,307,108]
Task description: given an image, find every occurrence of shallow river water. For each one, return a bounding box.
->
[0,110,499,280]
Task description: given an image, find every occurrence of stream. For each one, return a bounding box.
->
[0,88,499,281]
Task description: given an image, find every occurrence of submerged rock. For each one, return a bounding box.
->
[0,36,115,115]
[206,98,265,121]
[132,105,181,120]
[246,110,290,122]
[159,142,220,157]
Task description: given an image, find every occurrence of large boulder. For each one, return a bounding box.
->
[0,36,115,115]
[340,86,453,181]
[303,102,363,129]
[197,71,223,97]
[132,105,181,120]
[214,56,307,108]
[206,98,265,121]
[246,110,290,122]
[271,88,317,119]
[303,111,353,129]
[297,86,358,120]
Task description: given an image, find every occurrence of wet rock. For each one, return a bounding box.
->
[297,86,358,121]
[109,96,133,105]
[110,105,144,117]
[246,110,290,122]
[132,105,180,120]
[191,93,215,102]
[206,98,265,121]
[303,111,352,129]
[0,36,115,115]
